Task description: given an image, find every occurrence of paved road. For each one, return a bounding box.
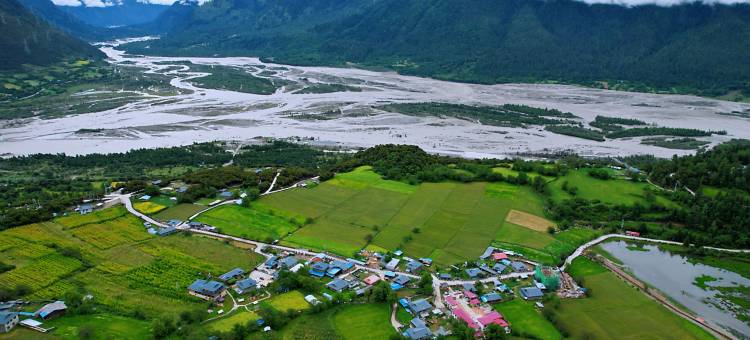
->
[263,170,282,195]
[107,194,167,228]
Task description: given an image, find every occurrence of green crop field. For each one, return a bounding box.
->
[253,303,395,340]
[152,203,206,221]
[208,310,260,332]
[252,166,592,265]
[56,206,128,229]
[44,314,151,340]
[494,299,561,340]
[548,169,674,207]
[0,207,264,321]
[195,203,304,241]
[555,258,713,339]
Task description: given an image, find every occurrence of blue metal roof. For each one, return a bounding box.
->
[311,262,329,271]
[391,283,403,291]
[409,299,432,314]
[236,278,257,290]
[394,275,411,285]
[520,287,544,299]
[327,278,349,292]
[189,279,225,295]
[219,268,245,281]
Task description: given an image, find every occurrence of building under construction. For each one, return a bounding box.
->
[535,265,560,290]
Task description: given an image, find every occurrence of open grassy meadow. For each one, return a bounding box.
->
[208,310,260,332]
[43,314,151,340]
[548,168,674,208]
[251,303,395,340]
[196,203,304,241]
[555,257,713,339]
[265,291,310,312]
[494,299,561,340]
[0,207,264,324]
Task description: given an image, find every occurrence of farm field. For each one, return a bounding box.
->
[251,303,395,340]
[555,258,713,339]
[208,310,260,332]
[152,203,205,221]
[494,299,561,340]
[195,203,304,242]
[44,314,151,340]
[253,166,584,265]
[0,207,264,322]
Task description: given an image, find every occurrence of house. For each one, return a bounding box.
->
[35,301,67,320]
[176,186,189,193]
[356,286,371,296]
[309,262,328,277]
[390,283,404,291]
[147,227,157,235]
[167,219,182,227]
[384,271,396,278]
[439,273,452,280]
[330,260,354,272]
[265,256,279,269]
[479,246,495,259]
[385,258,400,271]
[462,283,476,292]
[279,257,299,269]
[188,221,203,228]
[492,252,509,261]
[408,299,432,316]
[520,287,544,300]
[419,258,433,266]
[327,278,349,292]
[394,275,411,286]
[411,318,426,328]
[0,312,18,333]
[139,195,151,201]
[304,295,320,305]
[326,267,342,277]
[79,203,93,215]
[289,263,304,273]
[393,250,403,256]
[406,260,423,273]
[481,293,503,303]
[219,191,234,198]
[143,222,152,228]
[478,311,508,328]
[235,278,258,294]
[188,279,226,301]
[363,275,380,285]
[626,231,641,237]
[156,226,177,236]
[346,258,366,266]
[495,283,509,292]
[151,179,162,186]
[219,268,245,282]
[464,290,478,300]
[493,264,507,273]
[511,261,528,272]
[403,326,432,340]
[465,268,482,279]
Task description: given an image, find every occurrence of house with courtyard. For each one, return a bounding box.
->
[234,278,258,294]
[188,279,227,301]
[406,260,423,273]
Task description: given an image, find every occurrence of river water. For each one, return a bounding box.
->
[1,37,750,157]
[600,241,750,338]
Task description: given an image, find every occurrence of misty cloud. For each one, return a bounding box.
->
[573,0,749,5]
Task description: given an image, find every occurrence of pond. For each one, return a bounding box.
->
[600,240,750,338]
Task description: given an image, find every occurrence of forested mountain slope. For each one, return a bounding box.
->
[124,0,750,97]
[0,0,103,69]
[59,0,168,27]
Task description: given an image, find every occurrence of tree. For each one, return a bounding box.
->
[418,272,433,295]
[485,323,507,339]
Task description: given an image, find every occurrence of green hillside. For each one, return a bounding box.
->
[0,0,103,70]
[124,0,750,99]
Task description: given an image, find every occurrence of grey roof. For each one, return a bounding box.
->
[394,275,411,286]
[439,273,452,280]
[493,264,507,272]
[327,278,349,292]
[411,318,426,328]
[482,293,503,302]
[404,326,433,340]
[409,299,432,314]
[219,268,245,281]
[520,287,544,299]
[479,246,495,259]
[280,257,299,268]
[219,191,233,198]
[189,279,225,296]
[465,268,482,278]
[406,260,423,272]
[462,283,476,292]
[0,312,17,324]
[511,261,527,272]
[311,262,329,272]
[330,260,354,271]
[36,301,67,318]
[236,278,257,290]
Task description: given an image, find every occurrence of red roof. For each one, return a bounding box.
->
[470,298,480,306]
[464,290,478,299]
[363,275,380,285]
[453,308,480,330]
[492,252,509,261]
[478,311,503,326]
[310,257,323,263]
[446,296,458,307]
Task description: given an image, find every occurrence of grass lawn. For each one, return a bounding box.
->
[549,169,675,207]
[195,204,303,242]
[208,310,260,332]
[494,299,561,340]
[0,329,58,340]
[265,291,310,312]
[45,314,151,340]
[152,203,205,221]
[556,258,713,339]
[332,304,396,340]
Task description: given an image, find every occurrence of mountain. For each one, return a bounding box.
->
[124,0,750,97]
[58,0,169,27]
[0,0,104,69]
[20,0,113,40]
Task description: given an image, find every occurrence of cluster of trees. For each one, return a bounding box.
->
[606,127,723,139]
[545,125,605,142]
[378,103,573,128]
